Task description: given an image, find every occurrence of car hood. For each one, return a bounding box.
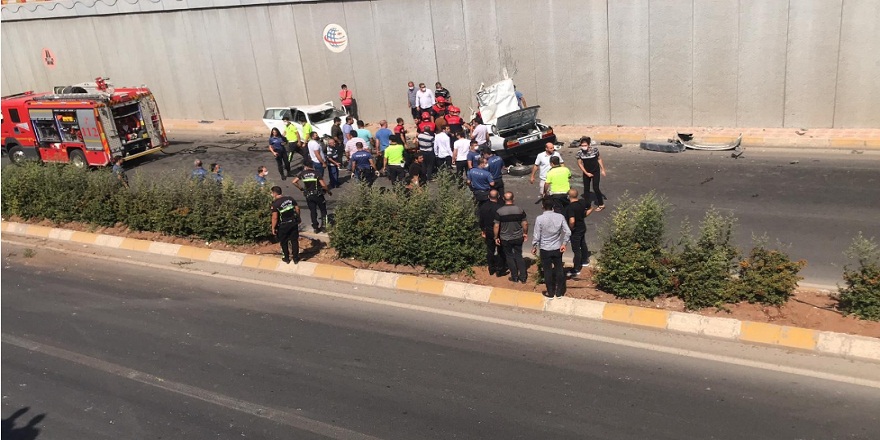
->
[475,78,520,126]
[495,106,540,133]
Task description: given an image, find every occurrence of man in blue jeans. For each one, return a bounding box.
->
[532,198,571,298]
[307,131,326,179]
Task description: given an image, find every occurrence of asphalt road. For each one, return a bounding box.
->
[3,240,880,439]
[3,129,879,285]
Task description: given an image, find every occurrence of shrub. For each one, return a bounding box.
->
[594,192,672,300]
[330,171,483,274]
[1,162,270,244]
[674,209,739,310]
[838,233,880,321]
[731,235,805,306]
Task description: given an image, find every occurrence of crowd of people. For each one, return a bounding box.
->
[182,80,610,295]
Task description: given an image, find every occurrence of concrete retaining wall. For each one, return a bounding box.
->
[2,0,878,128]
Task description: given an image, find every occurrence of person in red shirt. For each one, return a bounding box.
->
[431,96,449,119]
[445,105,465,139]
[393,117,409,146]
[339,84,358,119]
[417,112,436,134]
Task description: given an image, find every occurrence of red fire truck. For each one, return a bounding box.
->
[1,77,168,168]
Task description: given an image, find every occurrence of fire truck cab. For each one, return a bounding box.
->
[1,77,168,168]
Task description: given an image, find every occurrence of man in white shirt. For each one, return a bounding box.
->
[414,82,435,114]
[433,125,454,173]
[471,122,490,148]
[306,132,328,178]
[452,131,472,178]
[529,142,563,198]
[345,132,366,161]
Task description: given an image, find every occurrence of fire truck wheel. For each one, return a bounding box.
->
[8,145,27,165]
[68,149,88,169]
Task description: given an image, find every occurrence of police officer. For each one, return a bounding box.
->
[291,162,332,233]
[270,186,301,264]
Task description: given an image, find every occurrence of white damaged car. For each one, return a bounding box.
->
[261,102,350,139]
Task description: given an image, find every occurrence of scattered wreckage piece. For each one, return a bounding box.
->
[641,133,743,155]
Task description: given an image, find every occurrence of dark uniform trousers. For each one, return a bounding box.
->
[306,193,328,231]
[277,221,299,260]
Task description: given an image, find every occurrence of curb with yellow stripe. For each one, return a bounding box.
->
[3,221,878,363]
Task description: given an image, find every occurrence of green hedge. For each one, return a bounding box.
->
[330,171,483,274]
[594,192,672,300]
[1,163,270,244]
[838,233,880,321]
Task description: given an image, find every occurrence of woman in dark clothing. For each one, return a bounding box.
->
[268,127,290,179]
[575,136,607,211]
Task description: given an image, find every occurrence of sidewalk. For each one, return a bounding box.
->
[4,220,878,363]
[164,119,880,150]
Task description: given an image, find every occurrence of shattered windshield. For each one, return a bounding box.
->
[309,108,346,123]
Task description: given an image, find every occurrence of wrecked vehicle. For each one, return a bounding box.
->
[640,132,743,153]
[475,78,557,167]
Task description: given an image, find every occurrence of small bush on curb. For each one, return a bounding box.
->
[330,171,483,274]
[674,209,739,310]
[594,191,671,300]
[838,233,880,321]
[732,235,805,306]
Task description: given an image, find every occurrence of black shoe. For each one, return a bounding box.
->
[520,279,528,284]
[282,257,290,264]
[555,293,565,298]
[508,276,519,283]
[495,270,508,278]
[292,256,300,264]
[489,268,496,276]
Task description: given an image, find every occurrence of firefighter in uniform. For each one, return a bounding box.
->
[270,186,301,264]
[291,162,332,233]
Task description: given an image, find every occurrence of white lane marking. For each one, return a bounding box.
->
[2,334,381,440]
[5,238,880,390]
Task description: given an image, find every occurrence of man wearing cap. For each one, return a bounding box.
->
[445,105,465,138]
[291,161,332,233]
[417,111,436,134]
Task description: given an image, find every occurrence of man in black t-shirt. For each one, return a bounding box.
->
[270,186,301,264]
[564,188,593,277]
[407,153,427,189]
[291,163,332,233]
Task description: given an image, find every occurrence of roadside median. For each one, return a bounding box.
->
[4,220,878,363]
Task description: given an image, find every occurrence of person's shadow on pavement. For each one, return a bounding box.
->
[2,407,45,440]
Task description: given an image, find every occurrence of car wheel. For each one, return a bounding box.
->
[507,164,532,176]
[639,141,686,153]
[8,145,28,165]
[68,149,88,168]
